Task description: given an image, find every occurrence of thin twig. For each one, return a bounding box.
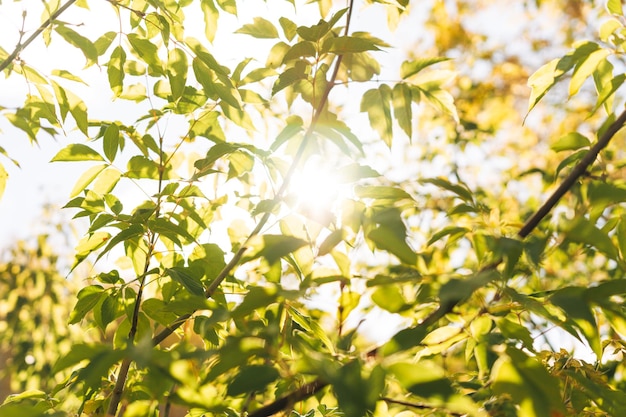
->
[0,0,78,72]
[518,107,626,238]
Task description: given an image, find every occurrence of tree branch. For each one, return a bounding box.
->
[0,0,78,73]
[151,0,356,347]
[518,107,626,238]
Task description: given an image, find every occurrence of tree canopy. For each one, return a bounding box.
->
[2,0,626,416]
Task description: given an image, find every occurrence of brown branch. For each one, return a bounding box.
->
[382,397,464,416]
[518,107,626,238]
[0,0,78,73]
[248,106,626,416]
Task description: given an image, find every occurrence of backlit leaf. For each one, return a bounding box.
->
[360,85,393,146]
[51,144,104,162]
[235,17,279,39]
[550,132,590,152]
[400,57,451,79]
[70,164,108,197]
[227,365,279,396]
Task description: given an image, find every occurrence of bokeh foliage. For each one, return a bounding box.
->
[1,0,626,416]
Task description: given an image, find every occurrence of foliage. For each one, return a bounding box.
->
[2,0,626,416]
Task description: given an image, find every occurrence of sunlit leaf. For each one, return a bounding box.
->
[0,163,6,201]
[107,46,126,96]
[560,216,619,259]
[607,0,624,15]
[70,164,107,197]
[168,47,188,100]
[227,365,279,396]
[400,57,451,79]
[551,132,590,152]
[51,144,104,162]
[550,287,601,357]
[491,347,565,417]
[360,85,393,146]
[244,235,308,265]
[54,25,98,66]
[235,17,278,39]
[167,267,205,296]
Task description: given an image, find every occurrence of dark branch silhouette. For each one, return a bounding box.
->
[519,107,626,238]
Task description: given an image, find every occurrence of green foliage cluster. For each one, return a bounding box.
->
[2,0,626,416]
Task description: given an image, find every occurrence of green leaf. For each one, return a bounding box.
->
[416,85,459,123]
[367,226,417,265]
[51,144,104,162]
[96,224,145,262]
[108,46,126,96]
[226,365,279,396]
[92,168,122,195]
[127,33,163,75]
[167,267,205,296]
[400,57,451,79]
[371,285,407,313]
[235,17,279,39]
[279,17,297,41]
[103,123,120,162]
[69,285,105,324]
[324,36,381,54]
[200,0,219,42]
[244,235,309,265]
[94,293,119,332]
[551,132,590,152]
[270,115,303,151]
[69,164,107,198]
[126,155,162,179]
[427,226,469,246]
[189,243,226,281]
[318,229,345,256]
[232,286,279,318]
[592,73,626,114]
[491,347,565,417]
[496,318,535,352]
[296,20,330,42]
[387,361,454,398]
[354,185,413,201]
[569,47,609,96]
[168,47,188,100]
[0,163,6,201]
[360,85,393,146]
[550,287,601,357]
[527,58,561,114]
[439,269,499,308]
[282,41,317,63]
[65,89,89,135]
[54,25,98,66]
[607,0,624,15]
[593,58,614,114]
[560,216,619,259]
[392,83,413,138]
[421,177,474,202]
[272,61,308,95]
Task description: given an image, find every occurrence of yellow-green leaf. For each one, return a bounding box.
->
[52,144,104,162]
[360,85,393,147]
[70,164,108,197]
